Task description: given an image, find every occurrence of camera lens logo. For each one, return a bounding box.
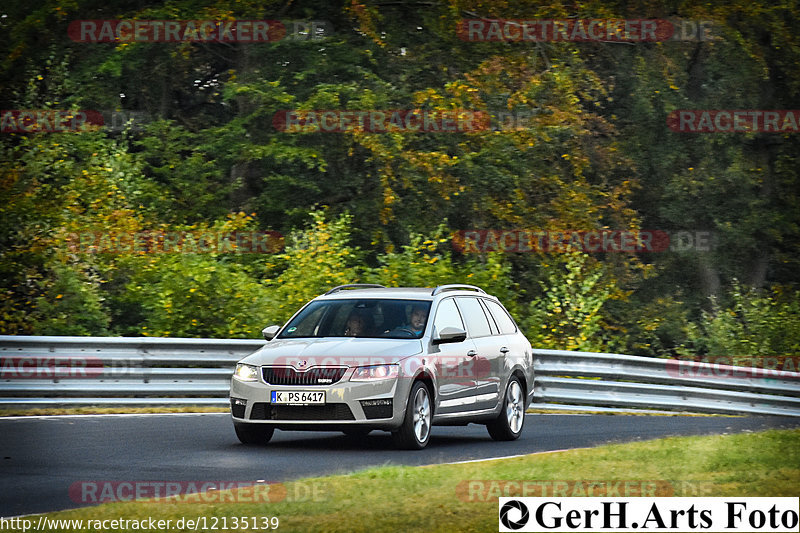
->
[499,499,530,530]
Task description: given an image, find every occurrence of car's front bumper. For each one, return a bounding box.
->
[229,369,411,430]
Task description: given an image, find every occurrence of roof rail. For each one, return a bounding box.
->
[324,284,387,295]
[431,284,486,296]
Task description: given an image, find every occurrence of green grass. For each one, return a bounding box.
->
[525,408,730,417]
[16,428,800,532]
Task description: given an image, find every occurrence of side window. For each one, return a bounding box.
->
[484,299,517,334]
[455,297,492,338]
[433,298,464,332]
[478,298,499,335]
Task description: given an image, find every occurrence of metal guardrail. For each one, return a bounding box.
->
[0,336,261,407]
[1,337,798,416]
[532,349,800,417]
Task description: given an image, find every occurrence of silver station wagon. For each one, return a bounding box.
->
[229,284,534,449]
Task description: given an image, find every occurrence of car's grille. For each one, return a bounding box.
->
[261,366,348,386]
[249,402,355,421]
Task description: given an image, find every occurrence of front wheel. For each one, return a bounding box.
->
[391,381,432,450]
[234,422,274,445]
[487,376,525,441]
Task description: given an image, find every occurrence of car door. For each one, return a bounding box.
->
[481,298,527,408]
[455,296,501,411]
[430,297,477,415]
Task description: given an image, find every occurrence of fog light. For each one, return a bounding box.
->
[230,397,247,419]
[360,398,393,419]
[361,399,392,407]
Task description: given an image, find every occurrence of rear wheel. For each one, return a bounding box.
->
[234,422,274,445]
[487,376,525,441]
[391,381,432,450]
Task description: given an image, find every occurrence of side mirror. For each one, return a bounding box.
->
[432,326,467,345]
[262,325,280,341]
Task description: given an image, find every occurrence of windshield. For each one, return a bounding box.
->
[278,299,432,339]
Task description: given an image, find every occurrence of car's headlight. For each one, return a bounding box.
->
[234,363,259,382]
[350,364,399,381]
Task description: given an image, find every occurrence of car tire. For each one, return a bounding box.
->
[487,375,525,441]
[234,421,275,445]
[391,381,432,450]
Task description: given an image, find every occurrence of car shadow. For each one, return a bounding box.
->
[226,428,497,452]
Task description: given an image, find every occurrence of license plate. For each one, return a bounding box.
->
[270,391,326,404]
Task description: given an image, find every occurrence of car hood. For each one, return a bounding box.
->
[240,337,424,367]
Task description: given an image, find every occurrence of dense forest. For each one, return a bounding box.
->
[1,0,798,362]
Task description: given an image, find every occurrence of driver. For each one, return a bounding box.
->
[382,305,428,337]
[407,306,428,335]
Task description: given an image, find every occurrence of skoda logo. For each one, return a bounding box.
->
[499,500,529,530]
[295,360,308,369]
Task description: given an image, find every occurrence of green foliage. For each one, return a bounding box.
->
[254,212,519,328]
[0,0,797,357]
[262,210,360,325]
[680,282,800,363]
[110,213,275,338]
[611,295,693,358]
[0,130,144,334]
[521,253,615,352]
[29,264,111,336]
[121,254,273,338]
[370,229,517,312]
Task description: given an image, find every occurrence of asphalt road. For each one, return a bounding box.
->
[1,413,798,516]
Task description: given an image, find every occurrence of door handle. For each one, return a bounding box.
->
[466,350,477,357]
[500,347,510,353]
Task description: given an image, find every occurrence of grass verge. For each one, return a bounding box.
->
[525,408,729,417]
[0,406,227,417]
[18,429,799,532]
